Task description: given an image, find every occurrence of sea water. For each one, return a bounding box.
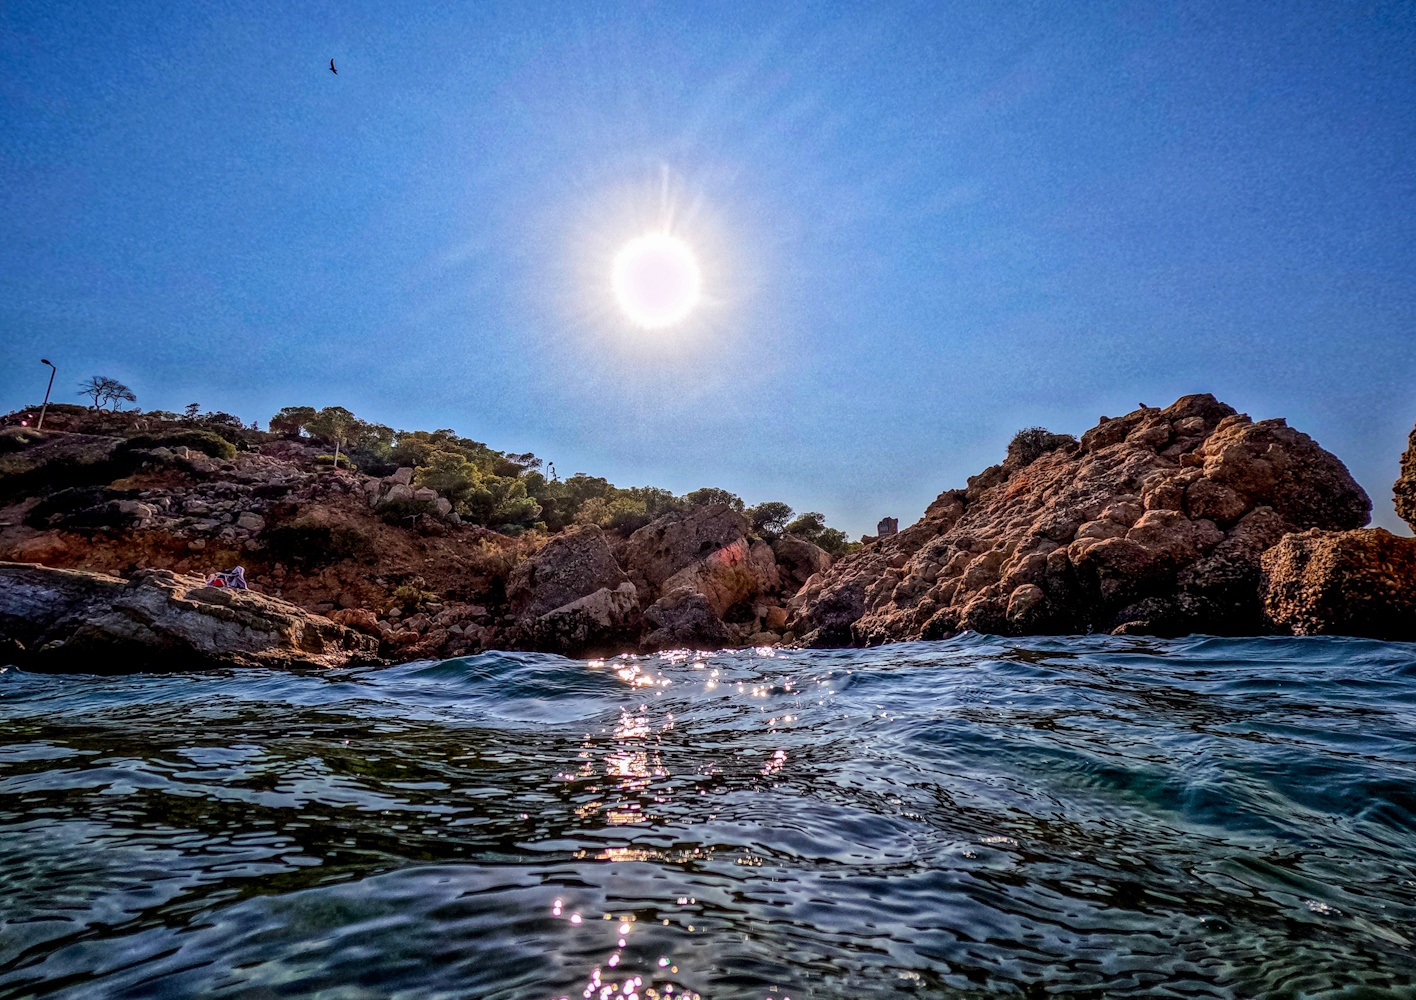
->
[1,634,1413,998]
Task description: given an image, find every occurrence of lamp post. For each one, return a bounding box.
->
[37,359,56,430]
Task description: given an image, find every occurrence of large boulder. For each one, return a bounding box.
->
[793,395,1372,645]
[1260,529,1416,640]
[659,538,780,617]
[0,563,379,672]
[642,591,731,651]
[522,582,642,657]
[772,533,832,594]
[505,525,630,620]
[1395,421,1416,532]
[621,504,751,594]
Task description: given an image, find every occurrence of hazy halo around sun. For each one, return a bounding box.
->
[612,232,702,329]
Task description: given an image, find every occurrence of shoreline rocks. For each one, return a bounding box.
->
[1260,529,1416,641]
[0,562,380,672]
[4,398,1413,669]
[791,395,1374,645]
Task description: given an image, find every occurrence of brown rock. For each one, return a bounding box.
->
[1395,421,1416,532]
[621,504,750,593]
[659,537,778,618]
[796,394,1370,644]
[329,608,381,634]
[521,582,641,657]
[0,563,378,672]
[1261,528,1416,640]
[771,533,832,593]
[505,524,630,620]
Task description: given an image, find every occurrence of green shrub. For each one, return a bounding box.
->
[785,511,856,557]
[684,487,744,510]
[1007,427,1076,468]
[392,578,439,613]
[315,453,354,469]
[122,430,236,460]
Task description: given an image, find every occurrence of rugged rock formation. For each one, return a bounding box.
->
[520,582,642,657]
[771,534,832,593]
[0,563,379,672]
[1261,529,1416,641]
[0,432,130,500]
[792,395,1371,644]
[620,504,751,593]
[642,591,730,651]
[658,538,779,617]
[505,525,630,619]
[1395,422,1416,532]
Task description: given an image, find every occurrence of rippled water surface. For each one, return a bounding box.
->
[2,635,1415,998]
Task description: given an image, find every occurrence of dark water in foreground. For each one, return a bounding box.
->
[1,636,1415,999]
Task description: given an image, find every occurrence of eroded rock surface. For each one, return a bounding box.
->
[1260,529,1416,641]
[1395,422,1416,532]
[505,525,629,620]
[0,563,379,672]
[621,504,750,594]
[792,395,1371,644]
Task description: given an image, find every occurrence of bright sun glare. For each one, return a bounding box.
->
[612,233,702,329]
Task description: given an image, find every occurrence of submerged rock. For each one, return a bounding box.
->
[0,563,379,672]
[792,395,1372,644]
[1261,529,1416,641]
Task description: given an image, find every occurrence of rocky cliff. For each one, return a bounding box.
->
[790,394,1372,644]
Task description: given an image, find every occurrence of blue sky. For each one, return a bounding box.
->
[2,1,1414,535]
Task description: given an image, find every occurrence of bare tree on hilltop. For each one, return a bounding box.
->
[78,375,137,412]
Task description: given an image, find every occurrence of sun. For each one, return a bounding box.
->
[612,232,702,329]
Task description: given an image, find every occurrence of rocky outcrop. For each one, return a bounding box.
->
[0,563,379,672]
[792,395,1371,644]
[771,534,832,593]
[621,504,750,594]
[0,432,131,500]
[519,582,642,657]
[505,525,630,620]
[658,537,779,618]
[1261,529,1416,640]
[642,591,730,651]
[1395,422,1416,532]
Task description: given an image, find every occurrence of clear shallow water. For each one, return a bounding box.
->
[1,635,1414,999]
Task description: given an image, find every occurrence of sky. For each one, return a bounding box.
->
[2,1,1414,536]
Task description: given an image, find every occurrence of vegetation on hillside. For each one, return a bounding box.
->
[0,398,860,553]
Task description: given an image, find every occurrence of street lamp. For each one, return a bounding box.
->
[37,359,56,430]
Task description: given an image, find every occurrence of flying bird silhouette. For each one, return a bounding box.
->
[329,58,337,75]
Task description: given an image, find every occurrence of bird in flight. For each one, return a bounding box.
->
[329,58,337,75]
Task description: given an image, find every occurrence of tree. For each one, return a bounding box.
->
[683,487,744,510]
[307,406,357,468]
[104,381,137,410]
[746,501,794,539]
[79,376,118,410]
[270,406,318,437]
[184,403,201,420]
[785,511,853,557]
